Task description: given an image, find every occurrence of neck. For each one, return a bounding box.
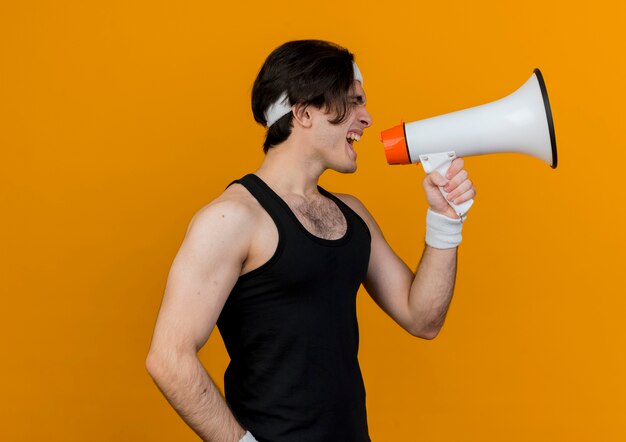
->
[254,138,326,197]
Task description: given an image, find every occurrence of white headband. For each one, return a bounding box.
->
[264,62,364,127]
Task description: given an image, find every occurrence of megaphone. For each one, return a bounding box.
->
[380,68,557,217]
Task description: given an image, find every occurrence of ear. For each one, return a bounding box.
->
[292,103,313,128]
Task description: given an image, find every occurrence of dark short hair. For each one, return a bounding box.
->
[251,40,357,153]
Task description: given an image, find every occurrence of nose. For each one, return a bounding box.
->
[358,106,373,128]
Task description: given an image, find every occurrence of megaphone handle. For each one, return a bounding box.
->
[418,152,474,218]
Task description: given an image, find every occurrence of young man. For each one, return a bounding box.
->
[146,40,475,442]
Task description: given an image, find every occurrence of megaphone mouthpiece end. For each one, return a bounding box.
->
[380,123,411,165]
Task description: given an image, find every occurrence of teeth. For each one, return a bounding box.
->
[347,133,361,142]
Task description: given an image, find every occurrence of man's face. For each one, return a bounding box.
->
[309,80,373,174]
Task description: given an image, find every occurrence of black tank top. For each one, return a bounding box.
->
[216,174,372,442]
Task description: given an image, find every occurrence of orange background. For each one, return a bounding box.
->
[2,0,625,440]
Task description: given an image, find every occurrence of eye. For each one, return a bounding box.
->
[353,95,364,105]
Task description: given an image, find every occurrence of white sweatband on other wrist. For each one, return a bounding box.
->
[425,208,464,249]
[239,431,258,442]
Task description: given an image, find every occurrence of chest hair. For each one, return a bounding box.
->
[286,195,347,240]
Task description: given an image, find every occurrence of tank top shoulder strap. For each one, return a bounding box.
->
[227,174,288,233]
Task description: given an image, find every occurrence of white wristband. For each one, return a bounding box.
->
[425,208,464,249]
[239,431,258,442]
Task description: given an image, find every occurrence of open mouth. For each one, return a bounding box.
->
[346,132,361,145]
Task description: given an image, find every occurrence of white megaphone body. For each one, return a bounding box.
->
[380,68,557,217]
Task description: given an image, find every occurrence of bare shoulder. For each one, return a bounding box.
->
[187,183,261,236]
[178,183,266,263]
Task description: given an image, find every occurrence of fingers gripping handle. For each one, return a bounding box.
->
[419,151,474,218]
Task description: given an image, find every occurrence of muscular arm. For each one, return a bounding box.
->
[146,196,256,442]
[362,225,458,340]
[339,158,474,339]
